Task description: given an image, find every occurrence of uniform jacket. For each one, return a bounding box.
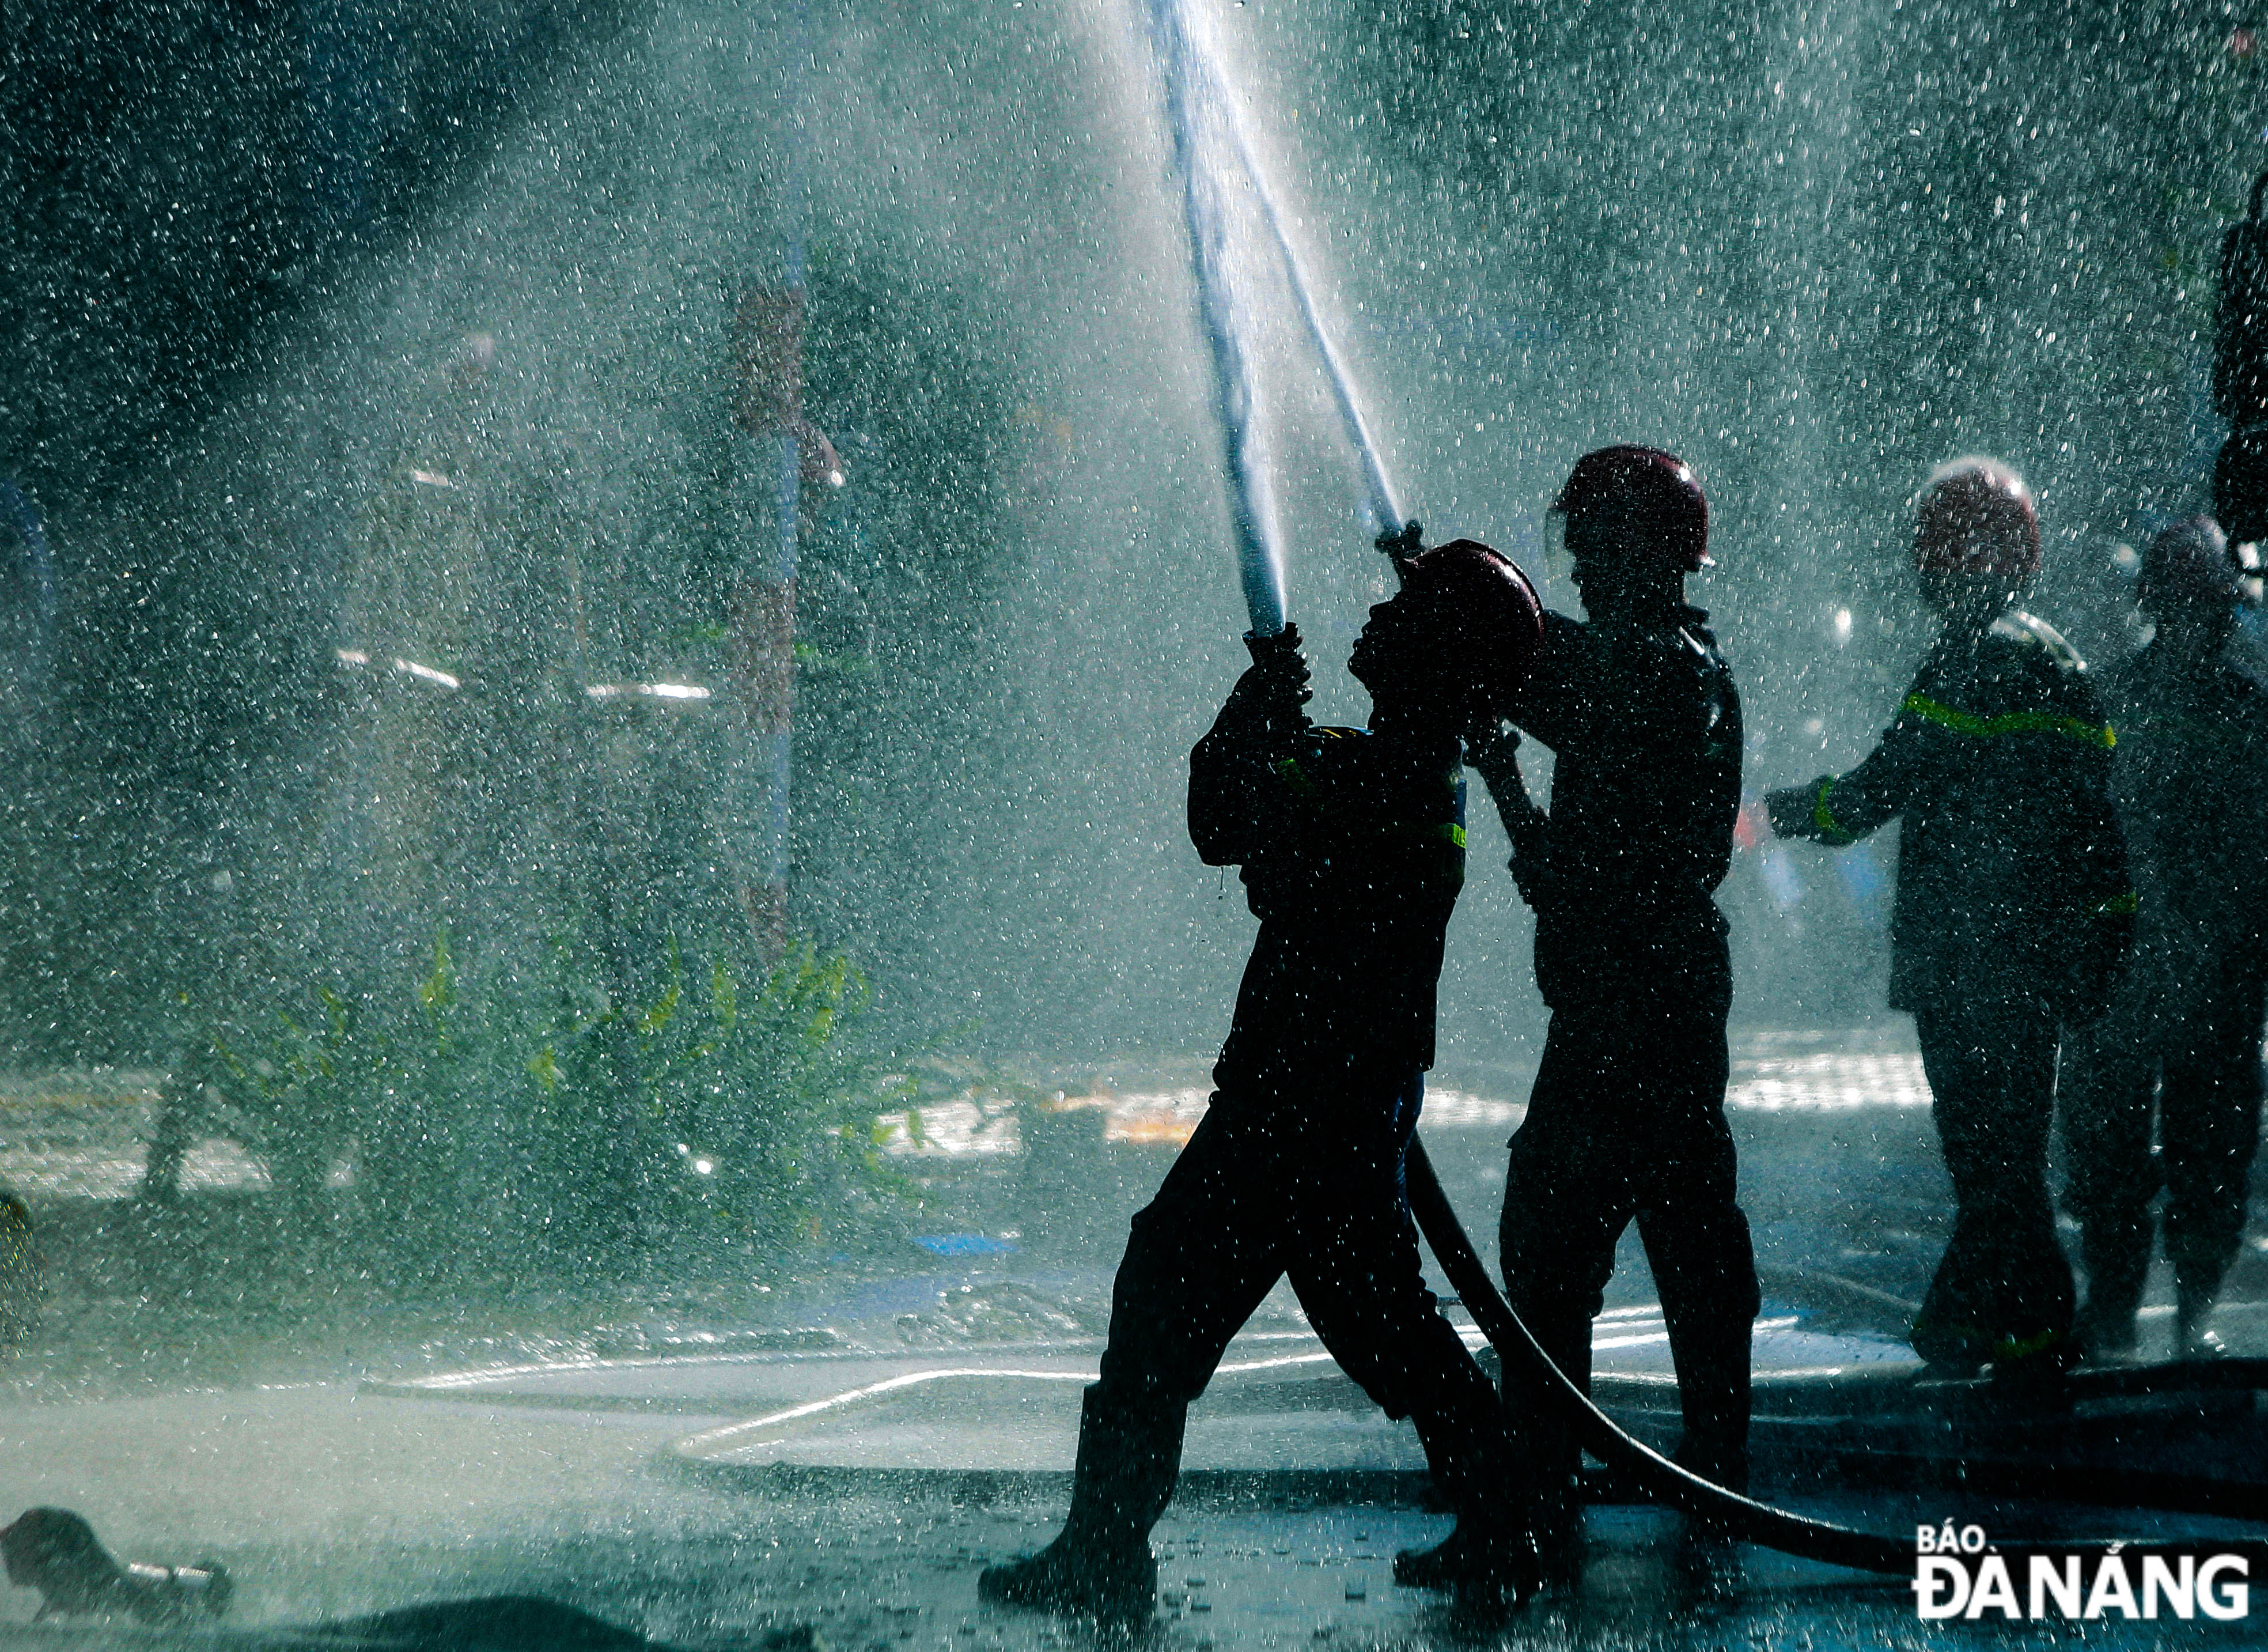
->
[1505,603,1742,1012]
[1189,689,1464,1097]
[1778,608,2130,1015]
[2103,628,2268,1014]
[2217,214,2268,428]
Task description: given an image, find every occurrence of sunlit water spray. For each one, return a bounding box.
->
[1202,66,1402,545]
[1145,0,1289,634]
[1145,0,1405,641]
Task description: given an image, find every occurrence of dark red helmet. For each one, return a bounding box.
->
[1551,446,1710,572]
[1912,457,2039,591]
[2138,516,2242,614]
[1398,538,1546,710]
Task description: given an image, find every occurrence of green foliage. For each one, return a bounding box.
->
[198,982,369,1208]
[601,940,921,1251]
[167,926,915,1273]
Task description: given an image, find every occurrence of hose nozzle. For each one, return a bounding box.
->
[1376,521,1423,585]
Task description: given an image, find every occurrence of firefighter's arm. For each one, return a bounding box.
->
[1498,611,1587,754]
[1765,775,1870,845]
[1467,724,1551,906]
[1765,709,1932,845]
[1188,625,1313,866]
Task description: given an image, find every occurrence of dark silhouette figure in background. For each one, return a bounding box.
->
[2061,518,2268,1360]
[2214,425,2268,555]
[1470,447,1756,1577]
[980,543,1547,1621]
[2214,172,2268,551]
[1769,458,2132,1379]
[0,1187,31,1354]
[2216,171,2268,434]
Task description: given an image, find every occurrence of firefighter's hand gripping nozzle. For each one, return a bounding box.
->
[1376,520,1424,584]
[1230,622,1313,739]
[1,1507,232,1625]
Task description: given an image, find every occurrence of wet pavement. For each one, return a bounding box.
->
[2,1029,2266,1647]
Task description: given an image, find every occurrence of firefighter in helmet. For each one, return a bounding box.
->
[982,542,1549,1621]
[2214,169,2268,435]
[1467,446,1758,1574]
[1767,458,2132,1377]
[2060,517,2268,1359]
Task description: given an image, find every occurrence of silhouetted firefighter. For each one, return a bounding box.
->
[981,543,1547,1621]
[1470,446,1756,1581]
[2060,517,2268,1360]
[1769,458,2131,1379]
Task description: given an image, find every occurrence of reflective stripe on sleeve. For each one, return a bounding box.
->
[1899,693,2115,749]
[1386,820,1467,848]
[1812,777,1857,847]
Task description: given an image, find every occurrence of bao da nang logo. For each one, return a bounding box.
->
[1914,1523,2251,1622]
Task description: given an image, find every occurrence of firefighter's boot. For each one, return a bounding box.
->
[2177,1267,2231,1360]
[2075,1214,2149,1359]
[979,1386,1181,1625]
[1392,1407,1543,1605]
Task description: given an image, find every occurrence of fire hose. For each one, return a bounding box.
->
[1405,1137,2268,1572]
[1402,1136,1912,1574]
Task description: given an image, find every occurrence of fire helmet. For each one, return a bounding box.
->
[1395,538,1546,711]
[1912,458,2039,595]
[1550,446,1711,572]
[2138,516,2242,615]
[2213,426,2268,547]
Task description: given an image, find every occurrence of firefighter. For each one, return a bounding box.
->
[1467,446,1758,1572]
[2214,425,2268,554]
[1767,457,2131,1377]
[2060,518,2268,1360]
[2210,173,2268,560]
[980,542,1547,1622]
[2214,169,2268,434]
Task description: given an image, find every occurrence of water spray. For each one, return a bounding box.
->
[1146,0,1410,599]
[1145,0,1288,637]
[1201,86,1401,544]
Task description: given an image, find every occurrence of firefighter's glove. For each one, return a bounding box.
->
[2066,901,2137,1021]
[1465,723,1524,795]
[1229,623,1312,728]
[1765,782,1828,841]
[1376,521,1424,576]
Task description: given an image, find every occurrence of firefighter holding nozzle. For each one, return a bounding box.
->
[1766,459,2132,1378]
[2059,518,2268,1360]
[1466,447,1759,1576]
[982,543,1550,1621]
